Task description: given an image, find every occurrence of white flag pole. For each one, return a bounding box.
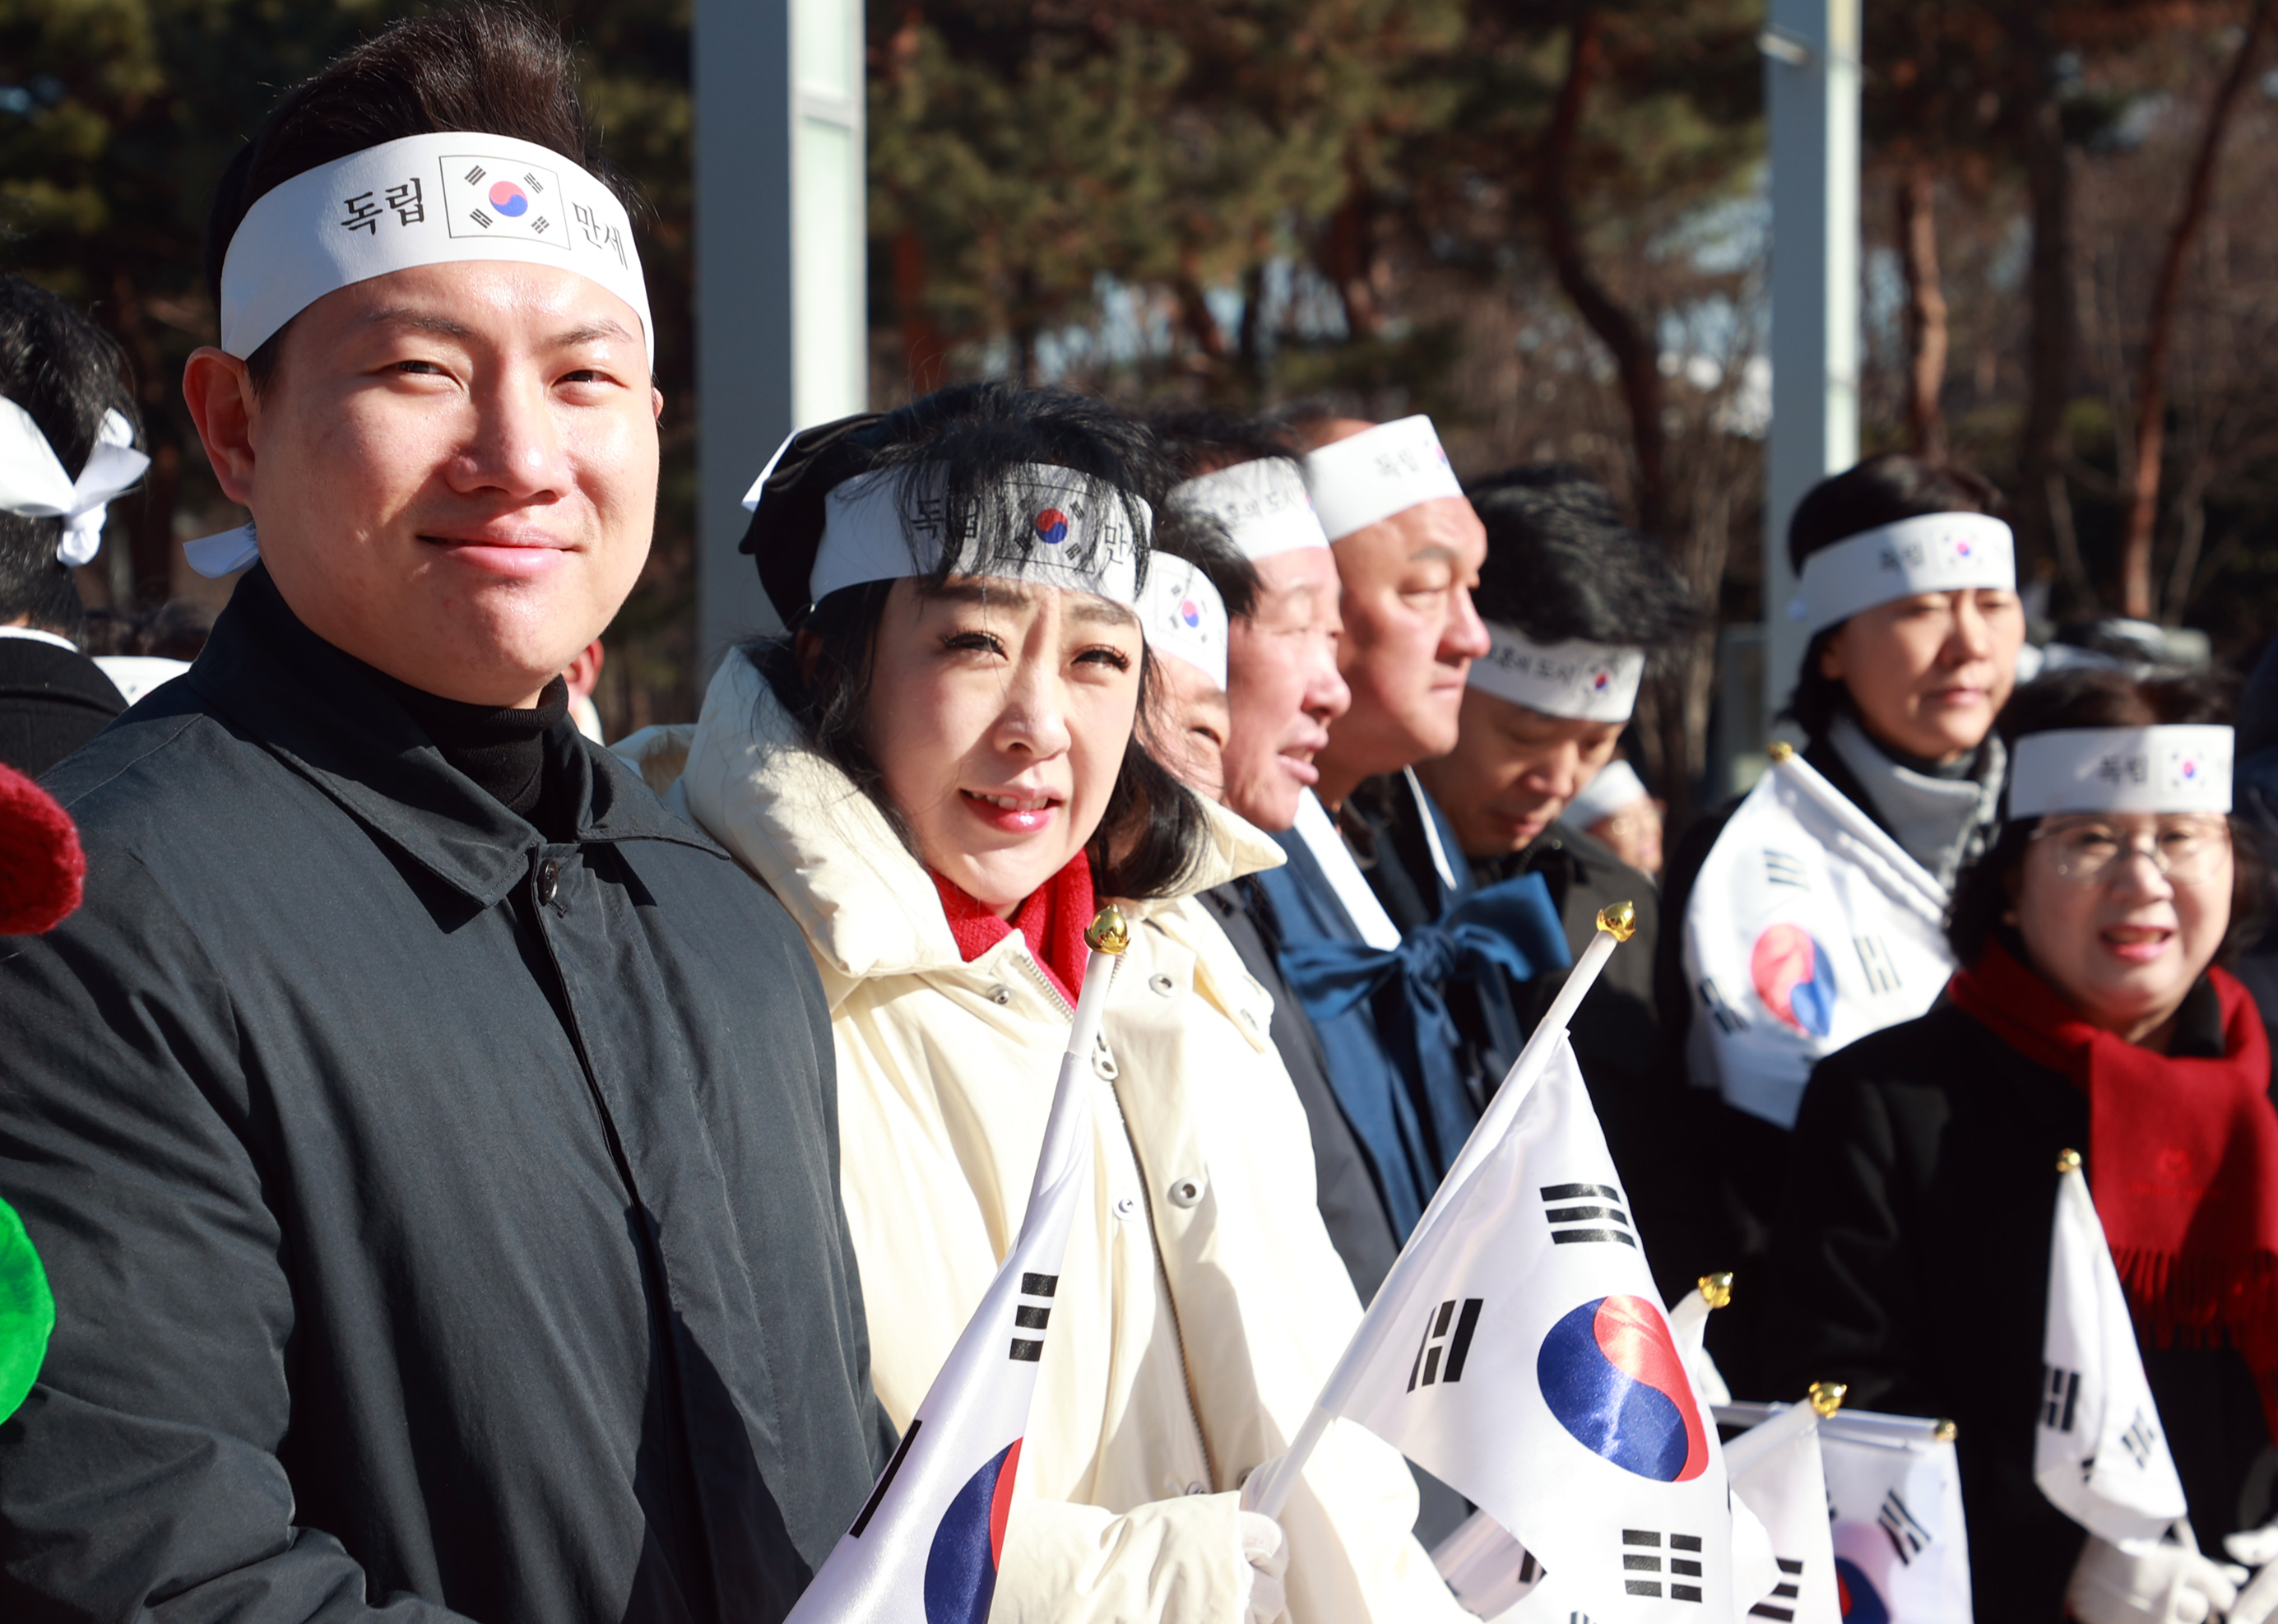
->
[1244,901,1639,1521]
[1023,905,1126,1213]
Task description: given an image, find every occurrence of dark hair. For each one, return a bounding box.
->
[1946,666,2268,967]
[1148,408,1298,479]
[1465,462,1701,675]
[205,4,630,393]
[1784,454,2007,740]
[0,276,142,637]
[745,382,1212,902]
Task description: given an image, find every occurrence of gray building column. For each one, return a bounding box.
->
[693,0,867,672]
[1760,0,1860,743]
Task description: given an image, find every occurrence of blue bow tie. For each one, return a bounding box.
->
[1279,872,1571,1189]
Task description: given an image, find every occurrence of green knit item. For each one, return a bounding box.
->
[0,1196,53,1422]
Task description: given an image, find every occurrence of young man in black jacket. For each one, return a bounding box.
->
[0,12,892,1622]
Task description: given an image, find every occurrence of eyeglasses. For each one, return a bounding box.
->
[2028,818,2232,886]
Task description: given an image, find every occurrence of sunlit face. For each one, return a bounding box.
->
[861,577,1142,916]
[1820,587,2024,763]
[1316,495,1490,797]
[1416,687,1626,856]
[1145,651,1231,802]
[1222,546,1350,831]
[2009,813,2234,1043]
[183,262,661,708]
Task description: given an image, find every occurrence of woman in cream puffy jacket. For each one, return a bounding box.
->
[655,385,1466,1624]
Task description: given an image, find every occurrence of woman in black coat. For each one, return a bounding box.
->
[1767,668,2278,1623]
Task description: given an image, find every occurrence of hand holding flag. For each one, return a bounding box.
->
[2036,1149,2190,1549]
[783,908,1130,1624]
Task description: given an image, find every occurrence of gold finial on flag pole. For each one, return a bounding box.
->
[1699,1272,1735,1310]
[2056,1148,2082,1175]
[1807,1380,1847,1418]
[1933,1418,1959,1443]
[1596,900,1636,942]
[1768,739,1795,763]
[1085,906,1130,955]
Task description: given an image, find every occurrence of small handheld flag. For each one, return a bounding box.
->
[1813,1408,1971,1623]
[1722,1393,1844,1624]
[1251,904,1775,1618]
[2035,1149,2190,1547]
[783,908,1130,1624]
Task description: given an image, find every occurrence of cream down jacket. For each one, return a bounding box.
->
[647,654,1466,1624]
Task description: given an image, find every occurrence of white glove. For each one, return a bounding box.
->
[2067,1533,2248,1624]
[2225,1520,2278,1624]
[1238,1509,1288,1624]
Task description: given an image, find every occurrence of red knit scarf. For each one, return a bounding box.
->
[1946,939,2278,1440]
[930,856,1097,1006]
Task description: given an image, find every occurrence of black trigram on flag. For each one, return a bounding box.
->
[1009,1271,1057,1362]
[1543,1183,1637,1247]
[1877,1488,1932,1564]
[1747,1557,1805,1621]
[1764,849,1809,889]
[2119,1408,2157,1469]
[1852,934,1902,995]
[1408,1297,1482,1390]
[1697,977,1751,1034]
[2041,1363,2081,1431]
[1622,1529,1705,1603]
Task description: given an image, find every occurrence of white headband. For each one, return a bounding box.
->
[808,464,1144,609]
[1468,623,1645,723]
[1565,758,1649,828]
[2010,726,2234,819]
[1135,557,1227,689]
[1167,458,1329,561]
[1788,512,2015,636]
[0,401,146,568]
[220,132,652,365]
[1299,415,1464,541]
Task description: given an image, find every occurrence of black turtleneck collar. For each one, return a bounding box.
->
[369,670,572,825]
[225,567,581,839]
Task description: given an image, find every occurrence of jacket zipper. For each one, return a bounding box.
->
[1011,949,1218,1493]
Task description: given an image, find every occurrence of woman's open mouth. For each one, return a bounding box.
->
[2100,924,2174,964]
[961,790,1060,833]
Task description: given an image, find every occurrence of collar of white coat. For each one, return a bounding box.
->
[677,649,1285,986]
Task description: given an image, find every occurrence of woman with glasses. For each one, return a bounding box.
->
[1766,667,2278,1622]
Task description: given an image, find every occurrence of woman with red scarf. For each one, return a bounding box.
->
[623,385,1469,1624]
[1767,666,2278,1622]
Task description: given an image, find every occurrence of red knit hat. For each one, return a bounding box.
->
[0,763,84,935]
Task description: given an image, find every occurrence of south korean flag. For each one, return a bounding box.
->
[1326,1037,1774,1617]
[439,154,567,247]
[2035,1152,2189,1546]
[1681,747,1954,1130]
[783,987,1097,1623]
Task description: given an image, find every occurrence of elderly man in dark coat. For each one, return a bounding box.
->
[0,12,890,1623]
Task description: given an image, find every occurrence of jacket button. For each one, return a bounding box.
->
[1184,1481,1208,1496]
[1148,973,1176,997]
[1167,1176,1204,1209]
[536,858,560,905]
[1112,1195,1139,1222]
[1093,1037,1117,1079]
[987,986,1013,1006]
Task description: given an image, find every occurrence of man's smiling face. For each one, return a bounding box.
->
[188,259,659,707]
